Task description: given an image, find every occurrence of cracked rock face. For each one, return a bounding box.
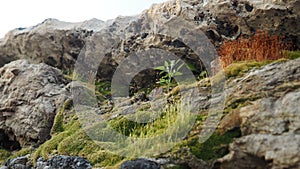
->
[0,0,299,73]
[0,60,69,149]
[214,58,300,169]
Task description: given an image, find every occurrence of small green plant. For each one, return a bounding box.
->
[198,70,208,80]
[155,60,184,91]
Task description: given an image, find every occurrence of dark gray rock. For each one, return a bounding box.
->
[42,156,92,169]
[120,158,161,169]
[4,155,29,169]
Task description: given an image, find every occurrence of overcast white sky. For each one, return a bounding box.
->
[0,0,168,38]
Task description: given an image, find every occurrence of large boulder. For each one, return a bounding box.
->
[0,60,69,149]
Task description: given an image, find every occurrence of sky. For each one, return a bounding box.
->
[0,0,168,38]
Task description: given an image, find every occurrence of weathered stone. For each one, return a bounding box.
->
[0,60,69,148]
[214,58,300,168]
[215,134,300,169]
[120,158,161,169]
[0,0,298,78]
[42,155,92,169]
[4,155,29,169]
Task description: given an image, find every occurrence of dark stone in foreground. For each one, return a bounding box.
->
[120,158,161,169]
[36,156,92,169]
[4,155,29,169]
[3,155,92,169]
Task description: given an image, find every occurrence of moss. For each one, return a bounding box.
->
[0,148,11,164]
[188,128,241,161]
[109,102,183,139]
[9,147,33,159]
[32,100,124,168]
[224,61,269,78]
[51,108,65,134]
[284,50,300,60]
[88,150,123,167]
[1,147,34,165]
[220,50,300,80]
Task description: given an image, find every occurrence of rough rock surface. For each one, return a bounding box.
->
[0,19,98,69]
[0,60,69,149]
[0,0,299,73]
[36,156,92,169]
[1,155,91,169]
[3,155,31,169]
[213,58,300,168]
[120,158,161,169]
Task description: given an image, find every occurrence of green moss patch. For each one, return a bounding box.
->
[32,100,123,168]
[224,61,269,78]
[188,128,241,161]
[0,148,11,164]
[284,50,300,60]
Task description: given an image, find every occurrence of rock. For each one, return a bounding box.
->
[0,18,98,69]
[3,155,91,169]
[0,60,69,149]
[4,155,29,169]
[138,0,300,48]
[40,155,92,169]
[215,134,300,169]
[0,166,8,169]
[120,158,161,169]
[213,58,300,168]
[36,157,46,169]
[0,0,298,78]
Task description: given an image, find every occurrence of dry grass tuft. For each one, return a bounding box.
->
[219,31,290,67]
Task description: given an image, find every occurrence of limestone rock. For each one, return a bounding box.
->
[214,58,300,168]
[0,0,299,75]
[0,60,69,149]
[215,134,300,169]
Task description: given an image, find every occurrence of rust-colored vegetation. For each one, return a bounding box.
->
[219,31,290,67]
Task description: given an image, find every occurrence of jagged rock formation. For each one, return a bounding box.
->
[0,60,69,149]
[0,0,299,74]
[213,58,300,169]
